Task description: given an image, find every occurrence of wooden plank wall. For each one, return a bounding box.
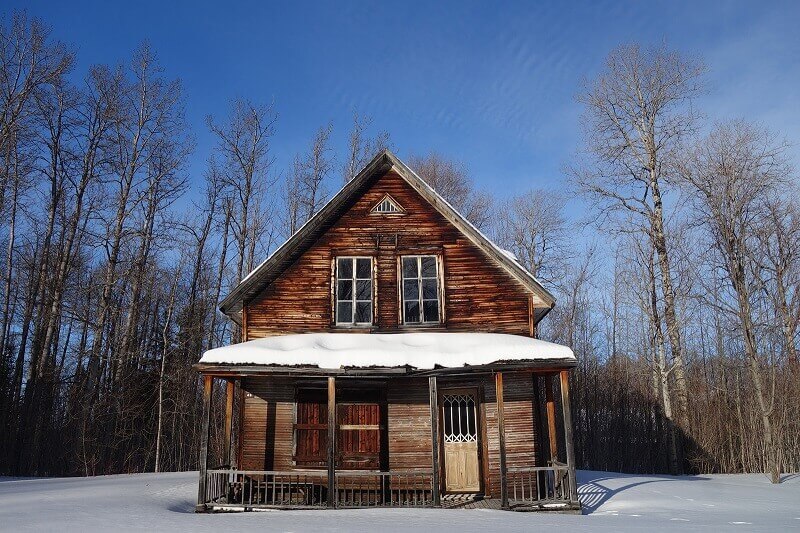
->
[245,169,541,337]
[483,373,538,496]
[239,377,295,471]
[239,375,539,498]
[387,378,432,471]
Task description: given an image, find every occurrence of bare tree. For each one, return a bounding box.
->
[297,123,335,222]
[342,111,390,183]
[759,197,800,368]
[408,152,493,229]
[493,189,570,285]
[572,43,706,431]
[208,99,277,281]
[677,119,791,483]
[0,13,73,210]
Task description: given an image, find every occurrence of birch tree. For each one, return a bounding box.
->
[572,43,706,433]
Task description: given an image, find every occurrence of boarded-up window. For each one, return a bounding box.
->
[294,388,383,469]
[337,403,381,469]
[294,389,328,467]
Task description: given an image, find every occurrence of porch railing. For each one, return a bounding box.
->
[335,470,433,507]
[507,463,574,508]
[205,469,328,509]
[201,468,433,509]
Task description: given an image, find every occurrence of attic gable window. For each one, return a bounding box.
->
[401,255,441,324]
[371,194,404,214]
[335,257,373,326]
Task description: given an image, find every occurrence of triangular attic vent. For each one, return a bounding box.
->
[371,194,404,214]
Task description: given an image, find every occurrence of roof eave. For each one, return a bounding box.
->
[194,358,577,378]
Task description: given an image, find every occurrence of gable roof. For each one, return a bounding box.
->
[219,150,556,324]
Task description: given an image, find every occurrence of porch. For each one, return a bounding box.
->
[195,368,581,512]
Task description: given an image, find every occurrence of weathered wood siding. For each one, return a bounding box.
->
[239,375,540,498]
[483,373,538,496]
[387,378,432,471]
[244,169,540,339]
[239,377,295,471]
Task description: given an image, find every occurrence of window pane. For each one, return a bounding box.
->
[337,280,353,301]
[422,279,438,300]
[356,279,371,300]
[423,300,439,323]
[337,258,353,279]
[355,302,371,323]
[459,400,469,436]
[405,301,420,323]
[356,258,371,279]
[403,279,419,301]
[467,399,477,437]
[420,256,437,277]
[402,257,418,279]
[337,301,353,323]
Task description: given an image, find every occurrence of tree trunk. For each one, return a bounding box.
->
[650,175,690,431]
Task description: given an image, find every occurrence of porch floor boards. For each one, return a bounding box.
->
[441,494,500,510]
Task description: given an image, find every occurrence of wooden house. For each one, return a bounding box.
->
[194,151,580,512]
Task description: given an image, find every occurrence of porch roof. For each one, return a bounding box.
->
[198,332,575,372]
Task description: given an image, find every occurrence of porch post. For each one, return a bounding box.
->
[495,372,508,509]
[196,374,213,512]
[559,370,579,504]
[429,376,441,507]
[545,374,559,462]
[327,376,336,508]
[223,380,235,467]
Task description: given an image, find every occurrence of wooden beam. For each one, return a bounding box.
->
[241,306,248,342]
[531,374,544,467]
[327,376,336,508]
[429,376,441,507]
[496,372,508,509]
[235,379,243,469]
[478,382,491,496]
[545,374,559,462]
[560,370,579,504]
[224,380,235,466]
[196,375,213,512]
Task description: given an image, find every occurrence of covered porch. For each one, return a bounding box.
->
[194,332,580,512]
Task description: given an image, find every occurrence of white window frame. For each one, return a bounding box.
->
[335,256,374,326]
[400,255,442,325]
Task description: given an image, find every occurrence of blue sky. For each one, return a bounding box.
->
[6,0,800,200]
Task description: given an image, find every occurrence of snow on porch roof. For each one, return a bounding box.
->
[199,332,575,370]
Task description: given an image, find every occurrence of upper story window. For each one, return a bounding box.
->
[401,255,441,324]
[335,257,373,326]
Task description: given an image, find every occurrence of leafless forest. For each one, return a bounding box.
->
[1,13,797,481]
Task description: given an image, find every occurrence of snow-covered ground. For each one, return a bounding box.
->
[0,470,797,532]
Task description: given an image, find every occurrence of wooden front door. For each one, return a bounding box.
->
[442,389,481,492]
